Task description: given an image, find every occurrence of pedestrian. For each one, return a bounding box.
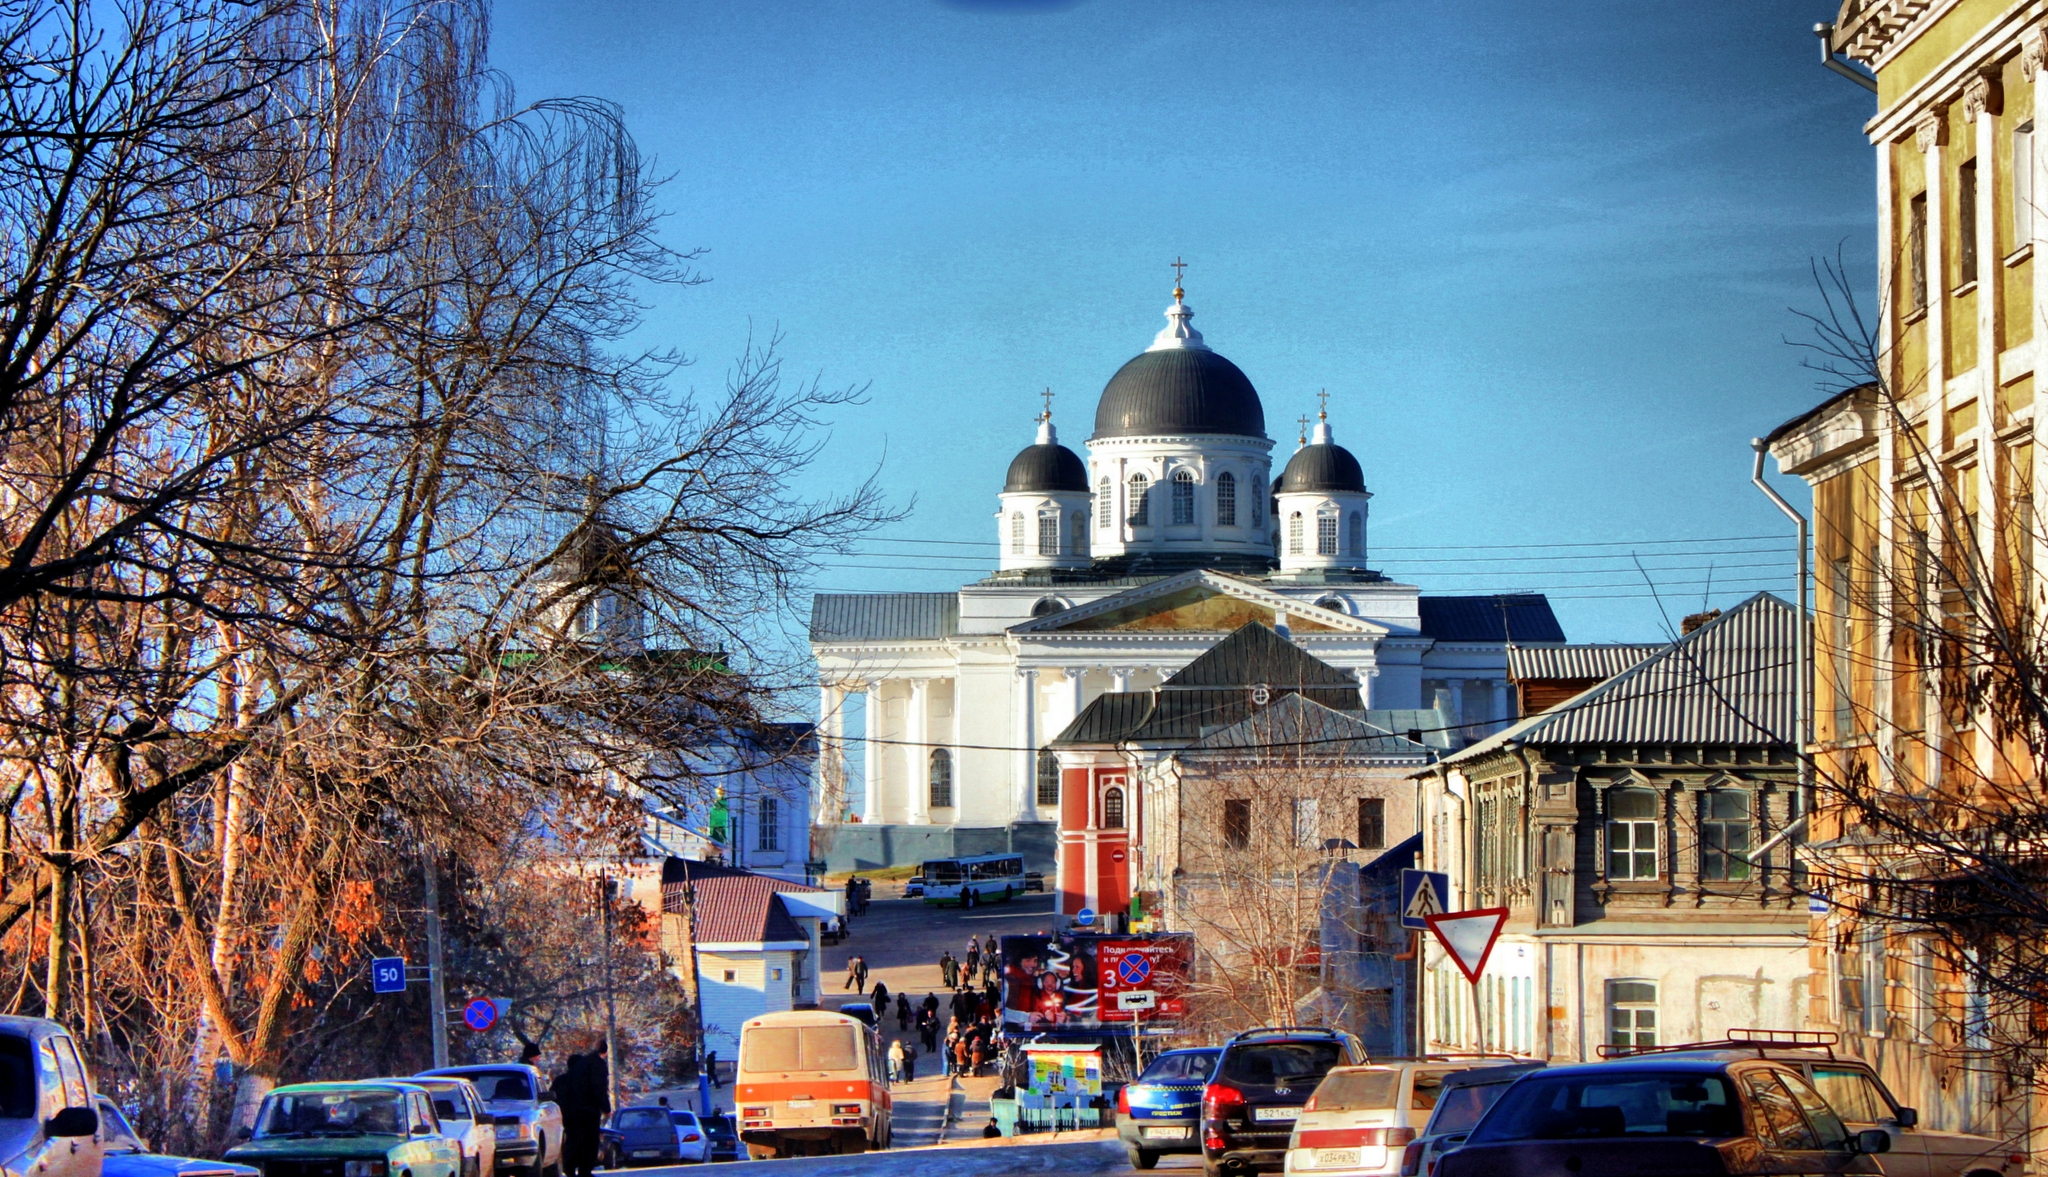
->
[896,993,911,1031]
[968,934,980,959]
[854,955,869,993]
[982,1119,1001,1139]
[559,1041,611,1177]
[962,953,978,987]
[969,1034,986,1077]
[871,978,889,1010]
[939,950,956,989]
[844,954,860,991]
[920,1011,937,1054]
[903,1041,918,1082]
[887,1038,906,1082]
[954,1034,971,1077]
[704,1049,721,1089]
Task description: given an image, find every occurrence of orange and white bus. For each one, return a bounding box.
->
[735,1009,892,1158]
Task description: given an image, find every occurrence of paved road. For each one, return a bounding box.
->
[822,893,1058,1013]
[625,1135,1203,1176]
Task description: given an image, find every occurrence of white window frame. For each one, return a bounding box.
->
[1216,471,1237,526]
[1096,477,1112,528]
[1316,509,1338,556]
[1607,979,1658,1049]
[1009,511,1025,554]
[1127,474,1150,526]
[1171,469,1197,525]
[1288,512,1304,554]
[1037,508,1058,556]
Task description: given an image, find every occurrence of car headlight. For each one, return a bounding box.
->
[344,1162,387,1177]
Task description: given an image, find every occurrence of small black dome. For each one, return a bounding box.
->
[1005,442,1088,493]
[1277,442,1366,494]
[1093,349,1266,440]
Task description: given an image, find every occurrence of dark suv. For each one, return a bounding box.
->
[1201,1026,1364,1177]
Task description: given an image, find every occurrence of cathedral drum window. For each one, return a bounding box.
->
[1069,510,1088,555]
[1037,508,1058,555]
[1288,511,1304,555]
[1317,508,1338,556]
[1171,469,1197,525]
[1127,473,1150,525]
[1009,511,1025,554]
[1097,476,1112,527]
[1348,511,1363,557]
[1216,471,1237,526]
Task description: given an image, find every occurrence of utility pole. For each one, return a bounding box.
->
[599,874,621,1113]
[425,852,450,1068]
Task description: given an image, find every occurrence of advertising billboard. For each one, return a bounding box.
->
[1000,932,1193,1029]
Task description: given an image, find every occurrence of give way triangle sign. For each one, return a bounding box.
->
[1424,908,1509,983]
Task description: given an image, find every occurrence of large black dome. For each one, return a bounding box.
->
[1277,441,1366,494]
[1005,441,1088,493]
[1092,348,1266,440]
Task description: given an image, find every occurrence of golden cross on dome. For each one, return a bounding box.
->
[1040,387,1055,421]
[1170,256,1188,300]
[1298,414,1311,445]
[1317,389,1330,420]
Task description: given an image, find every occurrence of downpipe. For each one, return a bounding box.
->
[1813,23,1878,92]
[1751,439,1812,819]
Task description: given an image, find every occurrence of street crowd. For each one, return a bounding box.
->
[843,934,1009,1083]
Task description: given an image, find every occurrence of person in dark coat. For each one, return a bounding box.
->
[896,994,911,1031]
[870,979,889,1010]
[558,1043,611,1177]
[939,951,956,989]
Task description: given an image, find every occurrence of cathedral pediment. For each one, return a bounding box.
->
[1009,570,1384,637]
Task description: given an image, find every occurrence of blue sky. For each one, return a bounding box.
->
[489,0,1875,647]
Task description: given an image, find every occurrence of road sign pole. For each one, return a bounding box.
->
[424,852,449,1069]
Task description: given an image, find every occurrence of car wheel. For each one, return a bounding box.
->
[1128,1148,1159,1170]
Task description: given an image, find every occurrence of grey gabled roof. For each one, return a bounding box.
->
[1507,643,1667,682]
[1436,592,1794,766]
[1418,594,1566,642]
[1182,693,1438,758]
[809,592,959,643]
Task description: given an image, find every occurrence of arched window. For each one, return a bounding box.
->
[1127,474,1150,526]
[1102,786,1126,829]
[1606,789,1659,880]
[1070,510,1088,555]
[1031,596,1065,618]
[1250,485,1263,528]
[929,748,953,809]
[1009,511,1025,554]
[1288,512,1304,555]
[1216,472,1237,526]
[1097,477,1112,528]
[1348,511,1363,557]
[1315,596,1346,615]
[1037,509,1058,555]
[1036,749,1060,807]
[1317,509,1339,556]
[1171,469,1196,525]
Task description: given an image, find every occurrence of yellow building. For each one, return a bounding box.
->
[1766,0,2048,1142]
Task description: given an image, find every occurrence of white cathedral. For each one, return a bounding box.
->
[808,280,1563,855]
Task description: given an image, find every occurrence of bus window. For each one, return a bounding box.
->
[924,861,962,885]
[743,1025,860,1073]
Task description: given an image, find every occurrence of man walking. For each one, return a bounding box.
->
[887,1037,905,1082]
[871,978,889,1011]
[939,950,956,989]
[558,1041,610,1177]
[853,954,869,993]
[844,954,861,991]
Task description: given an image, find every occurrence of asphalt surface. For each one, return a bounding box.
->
[618,1135,1204,1176]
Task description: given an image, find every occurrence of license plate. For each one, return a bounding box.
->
[786,1099,814,1108]
[1254,1106,1302,1122]
[1315,1149,1360,1168]
[1142,1126,1190,1140]
[629,1151,660,1158]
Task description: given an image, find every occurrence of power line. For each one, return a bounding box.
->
[858,532,1798,553]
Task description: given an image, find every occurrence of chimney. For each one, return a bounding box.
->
[1680,608,1722,635]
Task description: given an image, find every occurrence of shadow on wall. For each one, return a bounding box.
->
[822,822,1056,874]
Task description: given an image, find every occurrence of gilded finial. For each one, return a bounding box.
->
[1298,414,1311,446]
[1170,256,1188,302]
[1040,387,1055,423]
[1317,389,1330,421]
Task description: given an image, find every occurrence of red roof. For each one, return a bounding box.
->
[660,859,824,946]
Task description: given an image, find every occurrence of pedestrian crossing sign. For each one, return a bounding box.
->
[1400,869,1451,930]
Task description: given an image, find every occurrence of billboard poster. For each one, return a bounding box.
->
[1001,932,1193,1029]
[1094,936,1192,1022]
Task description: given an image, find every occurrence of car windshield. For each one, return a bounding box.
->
[1140,1052,1218,1084]
[1310,1069,1403,1112]
[256,1090,406,1138]
[1220,1042,1343,1087]
[1473,1072,1741,1141]
[1427,1081,1520,1136]
[614,1109,669,1131]
[0,1036,32,1120]
[448,1072,532,1103]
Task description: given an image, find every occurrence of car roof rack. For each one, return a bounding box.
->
[1230,1025,1347,1040]
[1595,1028,1839,1061]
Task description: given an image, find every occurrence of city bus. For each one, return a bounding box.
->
[919,853,1027,907]
[735,1009,891,1157]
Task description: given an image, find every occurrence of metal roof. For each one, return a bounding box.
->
[1163,621,1360,688]
[1276,441,1366,494]
[809,592,959,643]
[1005,441,1089,493]
[1418,594,1566,643]
[1507,643,1666,682]
[1181,693,1437,758]
[660,859,823,945]
[1051,622,1362,746]
[1093,347,1266,440]
[1438,592,1794,763]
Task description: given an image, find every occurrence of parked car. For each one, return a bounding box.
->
[901,876,924,899]
[699,1114,740,1164]
[838,1002,878,1028]
[1285,1058,1532,1177]
[96,1095,257,1177]
[1395,1063,1545,1177]
[1024,873,1045,893]
[0,1015,103,1177]
[416,1065,561,1177]
[1604,1032,2022,1177]
[1201,1027,1366,1177]
[398,1077,497,1177]
[597,1123,623,1171]
[1432,1057,1888,1177]
[608,1107,687,1167]
[226,1081,462,1177]
[666,1110,709,1165]
[1116,1047,1222,1169]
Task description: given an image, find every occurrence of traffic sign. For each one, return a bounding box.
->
[1075,907,1096,926]
[1117,990,1157,1011]
[371,957,407,994]
[462,998,498,1032]
[1807,890,1829,914]
[1424,908,1509,984]
[1400,869,1451,930]
[1115,952,1152,986]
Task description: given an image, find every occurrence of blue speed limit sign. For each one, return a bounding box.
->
[1117,952,1151,986]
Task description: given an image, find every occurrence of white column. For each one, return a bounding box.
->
[909,679,930,825]
[1065,668,1086,731]
[862,680,883,824]
[816,681,838,825]
[1016,669,1039,820]
[1111,669,1131,693]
